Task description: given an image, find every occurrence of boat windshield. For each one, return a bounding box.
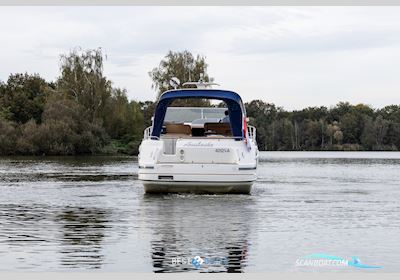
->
[164,107,227,124]
[151,89,245,138]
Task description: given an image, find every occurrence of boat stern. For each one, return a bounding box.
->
[138,138,258,194]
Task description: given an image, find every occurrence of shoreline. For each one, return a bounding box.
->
[1,150,399,158]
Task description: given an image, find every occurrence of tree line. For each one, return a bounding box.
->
[246,100,400,151]
[0,48,143,155]
[1,49,399,155]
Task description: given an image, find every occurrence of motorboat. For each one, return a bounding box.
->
[138,80,258,194]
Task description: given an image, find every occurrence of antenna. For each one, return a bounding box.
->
[169,77,180,89]
[199,73,204,83]
[182,74,220,89]
[188,61,194,82]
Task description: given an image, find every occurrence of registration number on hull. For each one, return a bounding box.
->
[215,148,230,153]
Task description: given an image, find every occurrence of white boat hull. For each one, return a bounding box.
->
[139,162,256,194]
[138,138,258,194]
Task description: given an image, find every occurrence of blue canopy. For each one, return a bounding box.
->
[151,89,246,138]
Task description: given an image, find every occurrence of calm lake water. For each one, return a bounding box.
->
[0,151,399,272]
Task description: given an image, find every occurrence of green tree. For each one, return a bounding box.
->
[340,112,359,144]
[0,81,5,119]
[333,130,343,145]
[245,100,280,150]
[293,106,328,122]
[57,48,112,122]
[16,120,40,154]
[374,115,389,150]
[303,120,321,149]
[139,100,156,129]
[386,122,400,150]
[329,102,353,122]
[380,106,400,150]
[103,88,134,139]
[0,73,52,124]
[149,50,211,106]
[38,95,108,155]
[361,116,375,150]
[101,88,144,153]
[0,117,19,155]
[378,105,400,123]
[277,118,294,150]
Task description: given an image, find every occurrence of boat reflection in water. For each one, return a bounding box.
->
[142,193,254,273]
[55,206,111,269]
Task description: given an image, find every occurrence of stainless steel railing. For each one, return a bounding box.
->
[143,126,152,140]
[248,125,256,141]
[144,125,257,142]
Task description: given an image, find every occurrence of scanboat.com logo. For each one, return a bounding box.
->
[296,253,382,269]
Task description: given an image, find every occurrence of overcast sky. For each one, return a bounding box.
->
[1,6,400,110]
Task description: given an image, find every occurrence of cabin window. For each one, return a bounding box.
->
[162,107,232,137]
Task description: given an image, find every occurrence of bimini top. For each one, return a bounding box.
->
[151,89,246,138]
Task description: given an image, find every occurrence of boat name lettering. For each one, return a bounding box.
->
[183,142,213,147]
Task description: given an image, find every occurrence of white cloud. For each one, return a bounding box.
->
[0,6,400,109]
